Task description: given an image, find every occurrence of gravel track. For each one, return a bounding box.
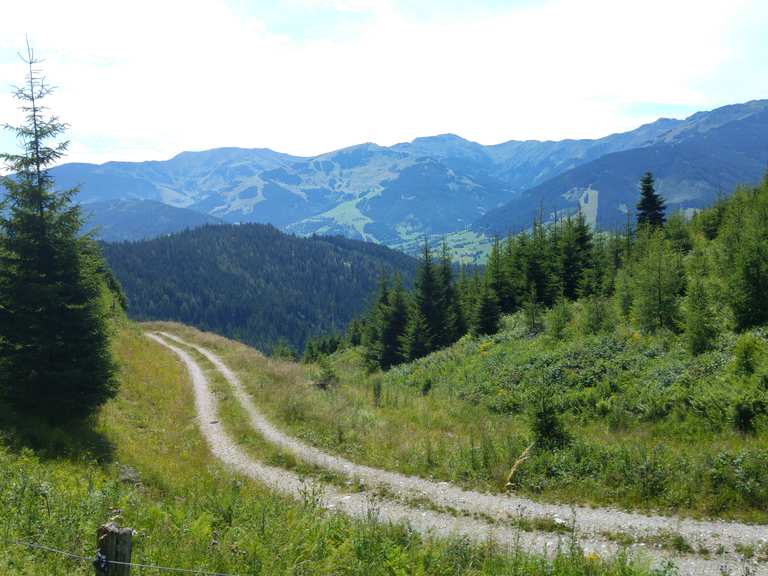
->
[149,331,768,575]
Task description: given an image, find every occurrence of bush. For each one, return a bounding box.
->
[733,334,763,375]
[546,298,572,340]
[614,269,633,320]
[579,296,613,335]
[530,391,570,449]
[271,339,297,361]
[733,394,766,434]
[684,278,717,356]
[523,296,543,335]
[314,356,338,390]
[372,377,382,407]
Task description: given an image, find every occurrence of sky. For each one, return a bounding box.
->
[1,0,767,165]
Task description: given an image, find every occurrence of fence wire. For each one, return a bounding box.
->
[5,538,239,576]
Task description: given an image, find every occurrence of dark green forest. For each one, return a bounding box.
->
[102,225,418,352]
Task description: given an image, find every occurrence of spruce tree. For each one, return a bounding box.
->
[401,305,430,361]
[684,277,716,355]
[623,210,635,261]
[632,231,683,332]
[412,239,441,353]
[558,217,581,300]
[457,265,480,330]
[613,268,634,321]
[503,232,524,306]
[362,276,390,369]
[378,275,408,369]
[526,216,557,307]
[573,210,596,295]
[636,171,666,228]
[486,237,515,313]
[472,281,500,336]
[437,240,465,346]
[0,44,118,422]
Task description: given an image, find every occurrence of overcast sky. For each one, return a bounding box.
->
[1,0,767,165]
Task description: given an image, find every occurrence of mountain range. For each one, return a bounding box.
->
[49,99,768,251]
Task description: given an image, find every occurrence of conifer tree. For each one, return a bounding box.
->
[472,281,500,336]
[558,217,581,300]
[437,240,465,346]
[684,271,717,355]
[362,276,390,368]
[457,265,481,329]
[525,217,557,307]
[665,211,692,253]
[503,231,524,304]
[0,44,117,422]
[378,275,408,369]
[600,232,624,294]
[401,305,430,361]
[486,236,515,313]
[523,285,543,334]
[721,180,768,330]
[573,210,596,294]
[613,267,634,321]
[623,210,635,261]
[412,239,441,353]
[632,231,683,332]
[636,171,666,228]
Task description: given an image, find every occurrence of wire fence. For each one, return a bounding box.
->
[5,538,239,576]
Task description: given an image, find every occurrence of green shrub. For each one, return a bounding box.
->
[546,298,572,340]
[314,356,338,390]
[614,269,633,320]
[684,278,717,356]
[271,338,297,360]
[372,377,383,407]
[733,334,763,375]
[595,398,611,417]
[530,391,570,449]
[732,394,766,434]
[523,294,543,335]
[579,296,613,335]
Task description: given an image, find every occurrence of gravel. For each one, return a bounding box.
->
[149,331,768,575]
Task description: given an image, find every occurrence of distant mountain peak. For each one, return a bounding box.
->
[42,98,768,249]
[411,133,472,144]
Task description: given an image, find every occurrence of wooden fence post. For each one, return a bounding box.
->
[95,523,132,575]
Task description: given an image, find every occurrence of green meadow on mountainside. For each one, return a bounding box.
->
[0,326,664,576]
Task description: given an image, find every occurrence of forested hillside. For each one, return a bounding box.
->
[83,198,222,241]
[288,174,768,522]
[102,224,418,352]
[345,172,768,374]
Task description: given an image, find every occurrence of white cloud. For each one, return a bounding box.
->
[0,0,765,164]
[296,0,394,13]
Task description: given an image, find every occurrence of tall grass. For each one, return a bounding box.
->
[0,325,657,575]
